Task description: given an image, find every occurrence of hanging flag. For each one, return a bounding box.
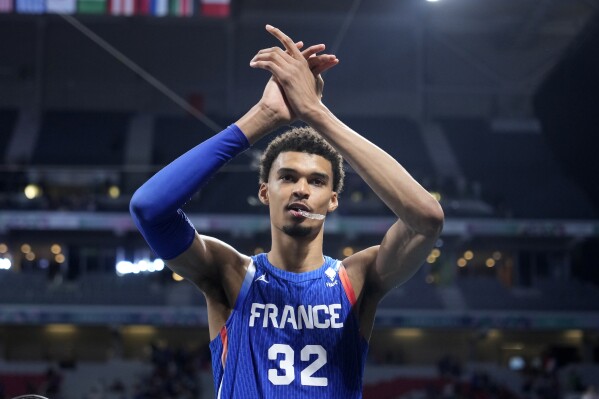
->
[16,0,44,13]
[77,0,105,13]
[200,0,228,17]
[148,0,166,16]
[46,0,76,13]
[169,0,192,16]
[109,0,135,15]
[0,0,13,13]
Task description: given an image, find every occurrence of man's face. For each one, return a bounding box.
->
[259,151,338,238]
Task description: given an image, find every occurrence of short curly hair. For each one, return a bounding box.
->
[259,126,345,193]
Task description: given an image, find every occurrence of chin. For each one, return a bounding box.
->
[282,225,313,237]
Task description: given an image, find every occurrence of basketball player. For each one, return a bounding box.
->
[130,25,444,398]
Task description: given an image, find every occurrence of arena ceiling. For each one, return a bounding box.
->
[0,0,597,119]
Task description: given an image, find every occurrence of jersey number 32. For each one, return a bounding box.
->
[268,344,327,386]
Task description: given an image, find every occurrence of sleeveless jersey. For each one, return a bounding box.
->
[209,253,368,398]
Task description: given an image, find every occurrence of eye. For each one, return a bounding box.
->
[311,179,325,186]
[280,175,294,182]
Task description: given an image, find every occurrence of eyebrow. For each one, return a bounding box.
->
[276,168,330,182]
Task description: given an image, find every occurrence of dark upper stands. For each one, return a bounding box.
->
[342,116,435,183]
[457,276,599,311]
[33,111,129,166]
[0,108,18,152]
[440,118,597,219]
[1,110,597,219]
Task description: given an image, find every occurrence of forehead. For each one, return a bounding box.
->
[270,151,333,176]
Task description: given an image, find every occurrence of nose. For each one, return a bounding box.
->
[292,178,310,199]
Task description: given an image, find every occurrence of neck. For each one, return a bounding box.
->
[268,227,325,273]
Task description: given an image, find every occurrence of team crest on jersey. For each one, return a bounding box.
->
[324,267,338,287]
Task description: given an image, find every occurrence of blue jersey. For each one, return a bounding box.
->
[209,253,368,398]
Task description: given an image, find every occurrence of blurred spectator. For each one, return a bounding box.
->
[582,386,599,399]
[43,366,63,398]
[438,355,462,379]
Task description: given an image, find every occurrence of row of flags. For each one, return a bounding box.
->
[0,0,229,17]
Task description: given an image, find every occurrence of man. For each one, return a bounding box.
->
[130,25,444,398]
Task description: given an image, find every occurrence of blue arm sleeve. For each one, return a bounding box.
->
[130,124,250,259]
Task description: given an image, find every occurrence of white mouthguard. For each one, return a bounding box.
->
[297,210,326,220]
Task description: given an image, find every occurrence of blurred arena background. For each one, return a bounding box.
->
[1,0,599,397]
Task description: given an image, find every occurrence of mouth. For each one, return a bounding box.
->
[287,203,310,219]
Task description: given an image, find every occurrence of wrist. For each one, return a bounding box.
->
[236,103,285,145]
[301,102,329,127]
[256,100,288,128]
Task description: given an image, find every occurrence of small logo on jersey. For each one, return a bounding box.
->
[324,267,338,287]
[255,274,269,284]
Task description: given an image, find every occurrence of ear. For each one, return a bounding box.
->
[328,192,339,213]
[258,182,269,205]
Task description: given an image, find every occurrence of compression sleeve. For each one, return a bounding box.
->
[130,124,250,259]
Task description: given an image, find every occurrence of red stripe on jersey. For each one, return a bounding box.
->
[220,325,228,367]
[339,265,357,306]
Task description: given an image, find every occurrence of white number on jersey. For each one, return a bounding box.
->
[268,344,328,386]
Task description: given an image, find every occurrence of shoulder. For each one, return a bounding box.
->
[339,246,382,301]
[341,245,379,274]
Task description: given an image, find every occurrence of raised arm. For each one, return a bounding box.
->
[250,25,444,297]
[130,40,338,296]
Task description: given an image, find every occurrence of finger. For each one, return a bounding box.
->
[251,47,286,64]
[253,41,302,58]
[265,24,302,58]
[313,59,339,75]
[250,51,288,74]
[307,53,337,65]
[307,55,338,73]
[251,52,285,68]
[254,46,285,57]
[301,44,325,60]
[250,58,285,79]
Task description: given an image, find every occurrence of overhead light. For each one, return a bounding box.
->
[172,272,184,282]
[108,185,120,199]
[46,324,77,334]
[342,247,354,257]
[116,259,165,276]
[0,258,11,270]
[24,184,42,200]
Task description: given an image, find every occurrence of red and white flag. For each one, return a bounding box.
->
[201,0,228,17]
[109,0,135,15]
